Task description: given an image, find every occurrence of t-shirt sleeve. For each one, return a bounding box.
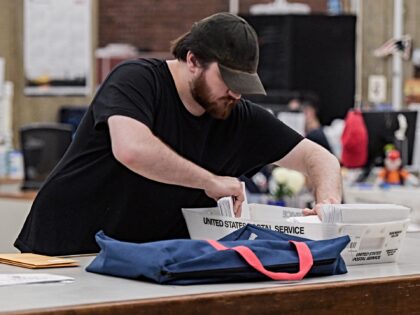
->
[92,62,158,129]
[240,102,304,177]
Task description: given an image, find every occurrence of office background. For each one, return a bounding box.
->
[0,0,420,147]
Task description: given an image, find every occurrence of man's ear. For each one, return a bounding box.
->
[186,51,201,74]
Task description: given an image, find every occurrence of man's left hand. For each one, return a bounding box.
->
[303,197,340,220]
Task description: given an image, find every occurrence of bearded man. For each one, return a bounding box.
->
[15,13,341,255]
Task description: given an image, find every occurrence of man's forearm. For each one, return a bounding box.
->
[276,139,342,203]
[305,146,342,203]
[118,132,215,190]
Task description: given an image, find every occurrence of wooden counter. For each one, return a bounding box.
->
[0,190,37,201]
[1,235,420,315]
[0,177,36,201]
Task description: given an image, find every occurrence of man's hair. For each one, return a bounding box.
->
[170,32,214,68]
[169,13,266,95]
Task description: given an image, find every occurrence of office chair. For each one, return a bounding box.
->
[20,123,73,190]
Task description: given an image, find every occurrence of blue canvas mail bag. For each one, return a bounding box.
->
[86,224,350,284]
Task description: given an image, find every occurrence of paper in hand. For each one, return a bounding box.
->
[217,182,250,219]
[217,196,235,217]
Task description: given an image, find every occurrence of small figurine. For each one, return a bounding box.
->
[376,149,419,186]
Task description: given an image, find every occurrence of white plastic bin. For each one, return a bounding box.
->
[182,203,410,266]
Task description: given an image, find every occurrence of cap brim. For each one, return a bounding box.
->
[219,64,266,95]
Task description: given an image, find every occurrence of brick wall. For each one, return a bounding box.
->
[99,0,326,52]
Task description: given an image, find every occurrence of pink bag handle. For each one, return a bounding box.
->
[207,239,313,281]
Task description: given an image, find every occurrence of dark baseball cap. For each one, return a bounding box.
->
[191,12,266,95]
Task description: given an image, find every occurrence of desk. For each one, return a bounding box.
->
[1,235,420,314]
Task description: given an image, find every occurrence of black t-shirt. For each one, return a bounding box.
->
[15,59,303,255]
[306,128,331,152]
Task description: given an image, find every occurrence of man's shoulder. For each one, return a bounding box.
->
[118,58,166,68]
[112,58,166,75]
[234,99,276,122]
[236,98,271,114]
[100,58,169,88]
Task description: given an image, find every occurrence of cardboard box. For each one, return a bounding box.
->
[182,203,409,265]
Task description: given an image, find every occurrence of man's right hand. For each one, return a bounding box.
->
[204,176,244,217]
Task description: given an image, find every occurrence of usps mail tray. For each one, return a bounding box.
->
[182,203,409,266]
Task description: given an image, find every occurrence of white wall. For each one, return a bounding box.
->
[0,198,32,253]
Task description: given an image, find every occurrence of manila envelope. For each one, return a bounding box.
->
[0,253,79,269]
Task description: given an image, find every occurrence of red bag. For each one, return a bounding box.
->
[341,110,368,168]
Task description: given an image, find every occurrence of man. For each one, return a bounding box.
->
[15,13,341,256]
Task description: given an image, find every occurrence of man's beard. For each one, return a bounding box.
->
[190,72,238,120]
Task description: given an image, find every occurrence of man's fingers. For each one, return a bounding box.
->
[235,193,244,203]
[303,208,316,216]
[304,196,339,219]
[233,195,243,217]
[234,203,242,217]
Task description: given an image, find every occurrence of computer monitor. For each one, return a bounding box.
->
[362,110,418,167]
[58,106,88,135]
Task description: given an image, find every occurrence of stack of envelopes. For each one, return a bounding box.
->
[0,253,78,269]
